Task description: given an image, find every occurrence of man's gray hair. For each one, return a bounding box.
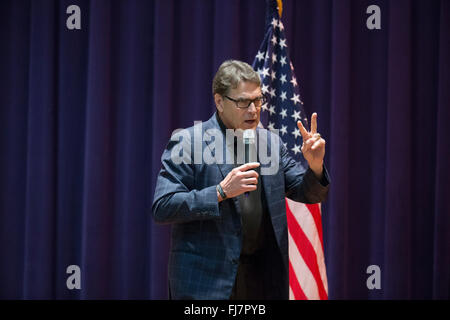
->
[212,60,261,96]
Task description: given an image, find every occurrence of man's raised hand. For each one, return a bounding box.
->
[297,113,326,178]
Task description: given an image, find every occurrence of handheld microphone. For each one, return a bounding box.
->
[243,129,256,197]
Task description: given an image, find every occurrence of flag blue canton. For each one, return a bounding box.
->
[252,15,309,165]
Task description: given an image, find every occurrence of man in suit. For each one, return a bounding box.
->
[152,60,330,299]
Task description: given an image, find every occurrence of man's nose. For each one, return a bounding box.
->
[247,102,257,113]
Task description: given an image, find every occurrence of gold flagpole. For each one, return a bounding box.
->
[276,0,283,18]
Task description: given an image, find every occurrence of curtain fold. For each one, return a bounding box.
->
[23,0,58,299]
[433,0,450,299]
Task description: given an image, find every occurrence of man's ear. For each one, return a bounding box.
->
[214,93,224,112]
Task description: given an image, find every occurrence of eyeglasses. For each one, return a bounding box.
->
[224,95,266,109]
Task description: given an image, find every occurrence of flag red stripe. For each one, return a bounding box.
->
[286,200,328,300]
[289,261,308,300]
[305,203,324,250]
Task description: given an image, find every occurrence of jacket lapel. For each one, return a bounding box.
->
[202,113,235,180]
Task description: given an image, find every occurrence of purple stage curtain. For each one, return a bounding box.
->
[0,0,448,299]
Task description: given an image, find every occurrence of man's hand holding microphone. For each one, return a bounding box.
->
[217,162,260,202]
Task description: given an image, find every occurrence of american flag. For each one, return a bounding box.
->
[252,0,329,300]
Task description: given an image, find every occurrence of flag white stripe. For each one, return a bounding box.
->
[288,230,320,300]
[287,199,329,295]
[289,287,295,300]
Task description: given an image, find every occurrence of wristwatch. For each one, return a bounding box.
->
[216,183,227,200]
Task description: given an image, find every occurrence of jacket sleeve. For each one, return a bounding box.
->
[151,139,221,224]
[280,137,330,204]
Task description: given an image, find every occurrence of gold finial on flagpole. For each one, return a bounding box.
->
[276,0,283,18]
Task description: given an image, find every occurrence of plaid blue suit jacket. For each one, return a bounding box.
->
[152,113,330,299]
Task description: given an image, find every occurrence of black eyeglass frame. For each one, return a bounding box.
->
[224,95,267,109]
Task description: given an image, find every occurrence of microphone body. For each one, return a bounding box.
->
[243,129,256,197]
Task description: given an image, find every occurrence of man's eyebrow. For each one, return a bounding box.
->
[236,95,263,100]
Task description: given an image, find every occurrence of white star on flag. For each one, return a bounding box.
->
[268,105,276,115]
[280,91,287,102]
[292,128,301,138]
[261,84,269,94]
[280,124,287,136]
[291,93,300,105]
[277,20,284,31]
[271,35,277,46]
[280,56,287,66]
[290,76,298,87]
[256,51,265,61]
[271,18,278,28]
[291,144,301,155]
[280,74,287,84]
[269,88,276,98]
[260,67,270,78]
[279,108,287,119]
[271,70,277,80]
[279,38,287,49]
[291,109,301,121]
